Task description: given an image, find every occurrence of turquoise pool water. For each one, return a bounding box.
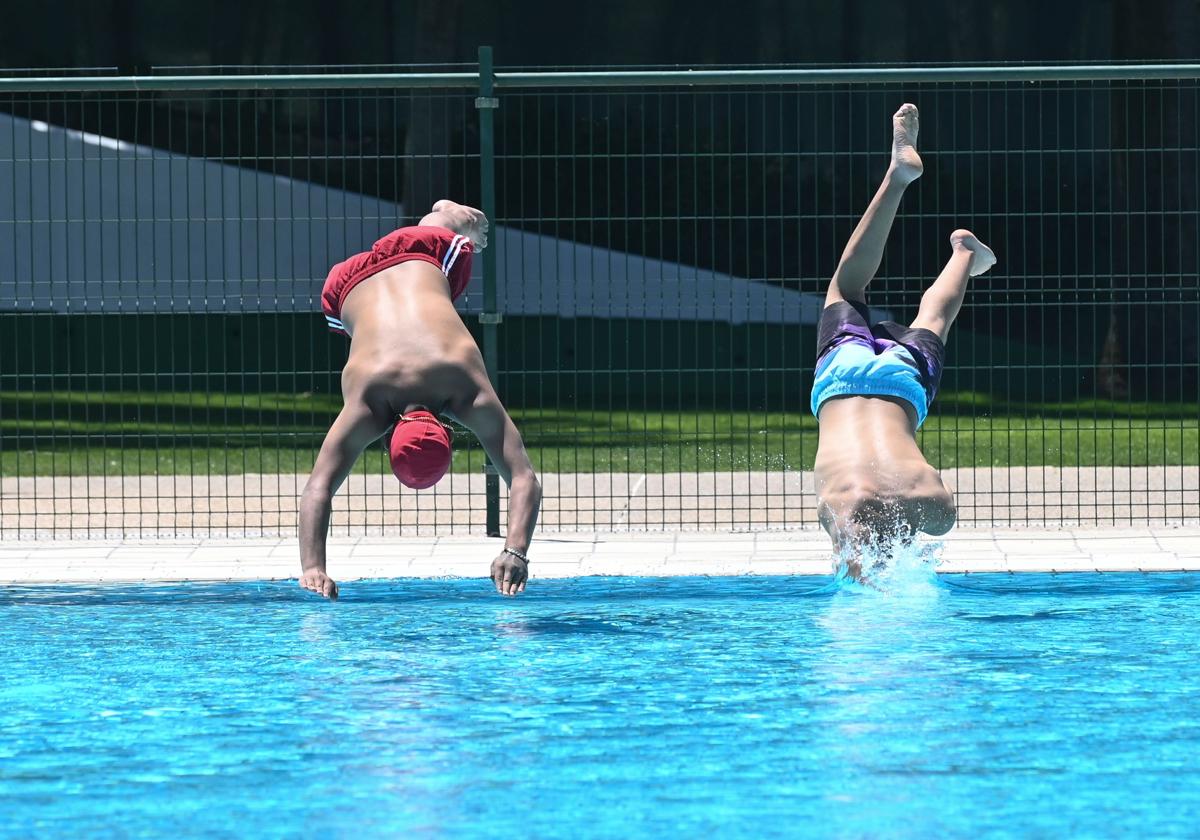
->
[2,574,1198,837]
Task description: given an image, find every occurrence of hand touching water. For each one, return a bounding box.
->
[300,568,339,600]
[490,551,528,596]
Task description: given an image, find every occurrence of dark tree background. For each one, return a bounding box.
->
[2,0,1198,70]
[2,0,1197,408]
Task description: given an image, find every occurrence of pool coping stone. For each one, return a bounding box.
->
[3,526,1200,583]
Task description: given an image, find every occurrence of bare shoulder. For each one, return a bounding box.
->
[338,363,395,421]
[439,365,495,422]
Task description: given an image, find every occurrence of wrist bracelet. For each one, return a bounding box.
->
[503,546,529,563]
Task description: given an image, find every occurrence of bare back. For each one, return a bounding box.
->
[338,260,490,419]
[299,202,541,600]
[814,395,955,537]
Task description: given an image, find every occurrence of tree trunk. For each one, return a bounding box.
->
[402,0,463,219]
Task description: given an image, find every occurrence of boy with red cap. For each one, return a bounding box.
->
[299,200,542,599]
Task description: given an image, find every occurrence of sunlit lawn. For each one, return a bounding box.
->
[2,390,1196,476]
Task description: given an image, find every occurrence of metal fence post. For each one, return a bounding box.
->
[477,46,502,537]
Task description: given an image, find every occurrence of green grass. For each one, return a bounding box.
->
[1,390,1196,476]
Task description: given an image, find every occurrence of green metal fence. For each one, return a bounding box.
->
[1,57,1198,538]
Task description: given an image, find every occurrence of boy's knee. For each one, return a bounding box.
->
[825,283,866,307]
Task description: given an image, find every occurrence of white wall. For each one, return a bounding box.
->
[0,112,890,324]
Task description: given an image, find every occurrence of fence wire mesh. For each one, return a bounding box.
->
[1,67,1197,538]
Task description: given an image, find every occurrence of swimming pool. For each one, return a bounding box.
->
[3,574,1198,837]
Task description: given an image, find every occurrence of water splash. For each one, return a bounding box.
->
[833,535,944,597]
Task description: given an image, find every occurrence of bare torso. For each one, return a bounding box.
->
[814,395,955,539]
[299,203,540,601]
[338,260,489,420]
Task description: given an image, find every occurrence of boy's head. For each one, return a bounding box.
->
[389,410,453,489]
[827,500,915,580]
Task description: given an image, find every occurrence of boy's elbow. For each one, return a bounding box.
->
[515,470,542,499]
[301,481,334,508]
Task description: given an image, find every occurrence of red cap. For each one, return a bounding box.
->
[389,410,452,489]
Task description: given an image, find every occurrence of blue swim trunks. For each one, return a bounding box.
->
[810,301,946,427]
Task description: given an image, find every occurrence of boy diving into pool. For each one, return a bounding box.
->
[299,200,541,599]
[812,104,996,579]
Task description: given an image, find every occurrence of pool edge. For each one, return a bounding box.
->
[2,526,1199,583]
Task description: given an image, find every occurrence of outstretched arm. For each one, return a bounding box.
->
[299,403,391,599]
[454,389,542,596]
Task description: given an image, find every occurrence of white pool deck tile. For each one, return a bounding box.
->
[992,537,1080,555]
[937,556,1010,574]
[1,527,1199,584]
[1130,554,1191,572]
[1004,555,1092,573]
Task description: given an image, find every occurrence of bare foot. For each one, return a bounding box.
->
[889,103,923,185]
[950,228,997,277]
[420,199,489,249]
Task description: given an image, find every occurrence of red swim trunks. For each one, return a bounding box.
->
[321,226,474,335]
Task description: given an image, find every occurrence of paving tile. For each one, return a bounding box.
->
[517,543,593,559]
[349,544,436,561]
[1087,552,1177,572]
[754,537,820,552]
[1073,526,1180,539]
[580,557,669,575]
[526,559,585,571]
[31,545,119,559]
[935,538,1002,554]
[195,538,281,550]
[4,528,1200,582]
[749,549,823,562]
[216,545,280,562]
[1131,554,1191,572]
[745,558,831,575]
[108,545,196,562]
[406,559,484,575]
[212,563,285,580]
[1152,535,1200,557]
[939,548,1006,565]
[536,533,603,545]
[180,553,244,572]
[938,529,1000,541]
[938,556,1009,574]
[1004,555,1091,573]
[348,547,436,561]
[588,540,654,556]
[1074,537,1161,553]
[646,561,739,576]
[427,549,497,565]
[347,569,422,581]
[662,552,732,565]
[992,538,1079,556]
[676,532,756,544]
[1149,526,1200,538]
[529,566,587,579]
